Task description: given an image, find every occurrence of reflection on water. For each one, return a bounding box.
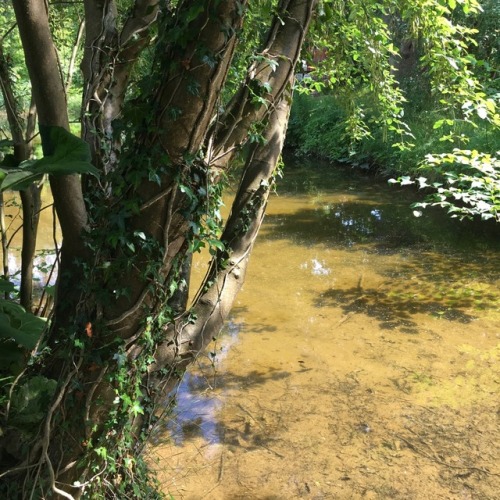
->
[166,373,223,446]
[154,160,500,499]
[0,187,60,289]
[4,251,58,289]
[301,258,331,276]
[163,320,242,446]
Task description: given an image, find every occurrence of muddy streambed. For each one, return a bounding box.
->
[151,162,500,499]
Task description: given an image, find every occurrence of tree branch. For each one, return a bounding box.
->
[0,42,42,310]
[209,0,317,169]
[81,0,159,176]
[148,0,317,390]
[150,66,295,383]
[66,18,85,91]
[146,0,247,161]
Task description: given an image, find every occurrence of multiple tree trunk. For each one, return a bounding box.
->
[1,0,317,496]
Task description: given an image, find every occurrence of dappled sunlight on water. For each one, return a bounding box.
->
[150,163,500,499]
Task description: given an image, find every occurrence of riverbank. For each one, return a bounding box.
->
[285,94,500,178]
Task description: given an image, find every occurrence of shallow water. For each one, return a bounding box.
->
[151,162,500,499]
[1,165,498,499]
[0,186,60,288]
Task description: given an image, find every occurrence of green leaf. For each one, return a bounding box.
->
[208,239,225,251]
[0,341,25,367]
[0,312,43,349]
[0,127,99,192]
[35,127,99,175]
[131,400,144,416]
[476,107,487,120]
[95,447,108,460]
[433,121,442,130]
[10,376,57,424]
[0,168,43,192]
[0,278,16,293]
[0,299,47,348]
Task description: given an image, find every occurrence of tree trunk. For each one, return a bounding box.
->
[0,42,41,311]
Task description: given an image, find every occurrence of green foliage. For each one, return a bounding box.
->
[0,278,47,373]
[0,126,99,191]
[223,0,279,100]
[0,4,31,121]
[0,278,51,458]
[393,149,500,221]
[0,300,46,349]
[47,1,84,84]
[287,91,499,172]
[9,376,57,425]
[286,94,348,160]
[287,0,500,224]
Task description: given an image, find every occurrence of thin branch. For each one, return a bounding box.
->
[65,18,85,91]
[209,0,316,169]
[0,23,18,44]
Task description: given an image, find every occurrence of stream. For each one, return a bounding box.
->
[151,160,500,499]
[1,160,498,499]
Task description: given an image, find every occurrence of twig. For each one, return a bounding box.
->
[217,450,224,483]
[45,452,75,500]
[337,312,355,326]
[395,434,499,476]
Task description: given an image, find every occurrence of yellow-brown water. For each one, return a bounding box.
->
[0,186,61,287]
[151,164,500,499]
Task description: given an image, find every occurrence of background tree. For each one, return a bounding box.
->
[287,0,499,220]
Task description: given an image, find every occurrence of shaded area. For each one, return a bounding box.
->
[261,200,500,252]
[163,367,292,447]
[319,286,476,333]
[315,248,499,331]
[262,164,500,252]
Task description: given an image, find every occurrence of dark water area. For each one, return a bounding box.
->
[273,158,500,251]
[152,159,500,499]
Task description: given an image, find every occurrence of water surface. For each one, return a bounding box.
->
[152,161,500,499]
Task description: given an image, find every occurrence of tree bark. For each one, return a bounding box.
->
[210,0,314,170]
[12,0,88,263]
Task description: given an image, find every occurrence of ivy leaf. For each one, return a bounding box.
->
[131,400,144,416]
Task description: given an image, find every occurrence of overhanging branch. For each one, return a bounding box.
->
[150,83,294,381]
